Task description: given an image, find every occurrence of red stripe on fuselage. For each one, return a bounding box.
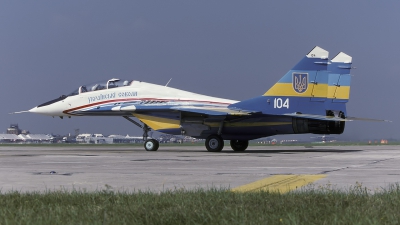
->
[63,97,231,115]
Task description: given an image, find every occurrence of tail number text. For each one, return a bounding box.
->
[274,98,289,109]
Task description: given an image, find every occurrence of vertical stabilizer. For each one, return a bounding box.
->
[306,46,329,59]
[264,46,330,99]
[230,46,332,116]
[331,52,352,63]
[328,52,352,102]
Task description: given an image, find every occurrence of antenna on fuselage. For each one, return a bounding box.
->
[165,78,172,87]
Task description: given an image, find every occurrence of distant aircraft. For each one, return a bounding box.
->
[310,135,336,143]
[16,46,387,152]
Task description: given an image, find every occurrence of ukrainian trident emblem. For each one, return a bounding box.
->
[293,73,308,93]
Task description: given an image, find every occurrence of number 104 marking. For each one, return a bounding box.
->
[274,98,289,109]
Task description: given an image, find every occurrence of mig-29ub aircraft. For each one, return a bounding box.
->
[20,46,380,152]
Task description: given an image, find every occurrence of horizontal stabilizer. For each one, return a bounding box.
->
[283,113,350,121]
[283,113,390,122]
[346,117,391,122]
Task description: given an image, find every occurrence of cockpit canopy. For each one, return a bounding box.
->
[68,78,133,96]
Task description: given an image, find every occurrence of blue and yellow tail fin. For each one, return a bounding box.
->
[328,52,352,102]
[230,46,353,116]
[263,46,330,100]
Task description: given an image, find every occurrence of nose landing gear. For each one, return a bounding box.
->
[144,139,159,151]
[123,116,159,151]
[142,124,159,151]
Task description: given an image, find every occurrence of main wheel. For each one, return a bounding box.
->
[230,140,249,151]
[144,139,159,151]
[205,135,224,152]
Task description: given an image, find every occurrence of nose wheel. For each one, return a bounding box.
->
[142,124,159,151]
[144,139,159,151]
[205,135,224,152]
[122,117,160,152]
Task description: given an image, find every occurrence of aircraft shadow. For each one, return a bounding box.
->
[219,149,363,154]
[64,147,363,154]
[155,148,364,154]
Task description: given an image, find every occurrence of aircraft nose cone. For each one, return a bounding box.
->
[29,106,39,113]
[29,106,46,114]
[28,95,69,116]
[29,105,62,116]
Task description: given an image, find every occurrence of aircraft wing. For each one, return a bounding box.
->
[283,113,390,122]
[170,106,256,116]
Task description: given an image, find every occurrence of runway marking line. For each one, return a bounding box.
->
[231,174,326,193]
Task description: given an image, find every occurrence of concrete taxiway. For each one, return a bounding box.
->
[0,145,399,193]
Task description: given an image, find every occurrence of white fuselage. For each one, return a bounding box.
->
[30,81,237,117]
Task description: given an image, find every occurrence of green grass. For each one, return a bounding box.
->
[1,185,400,224]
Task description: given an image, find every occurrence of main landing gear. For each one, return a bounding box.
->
[205,135,249,152]
[123,117,249,152]
[205,135,224,152]
[230,140,249,151]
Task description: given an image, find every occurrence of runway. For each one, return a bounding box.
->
[0,145,399,193]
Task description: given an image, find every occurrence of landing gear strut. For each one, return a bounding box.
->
[142,124,150,141]
[142,124,159,151]
[123,116,159,151]
[205,135,224,152]
[230,140,249,151]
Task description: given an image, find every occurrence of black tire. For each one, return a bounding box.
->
[144,139,159,151]
[230,140,249,151]
[205,135,224,152]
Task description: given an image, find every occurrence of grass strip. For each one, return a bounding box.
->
[0,184,400,224]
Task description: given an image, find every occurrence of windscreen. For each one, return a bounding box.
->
[67,79,133,96]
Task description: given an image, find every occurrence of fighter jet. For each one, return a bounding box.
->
[18,46,385,152]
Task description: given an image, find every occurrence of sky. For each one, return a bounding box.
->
[0,1,398,139]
